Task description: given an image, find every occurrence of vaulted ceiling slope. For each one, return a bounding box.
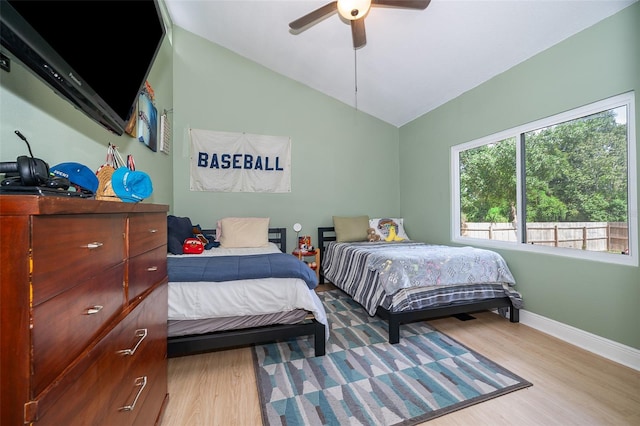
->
[164,0,637,127]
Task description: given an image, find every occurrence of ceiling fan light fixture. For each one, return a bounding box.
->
[337,0,371,20]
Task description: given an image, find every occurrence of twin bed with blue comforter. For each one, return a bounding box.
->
[166,222,327,357]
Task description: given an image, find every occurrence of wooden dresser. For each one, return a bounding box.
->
[0,195,169,425]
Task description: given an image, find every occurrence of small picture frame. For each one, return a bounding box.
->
[137,91,158,152]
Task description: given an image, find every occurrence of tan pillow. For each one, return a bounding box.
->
[333,215,369,242]
[219,217,270,248]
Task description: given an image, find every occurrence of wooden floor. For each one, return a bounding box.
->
[161,287,640,426]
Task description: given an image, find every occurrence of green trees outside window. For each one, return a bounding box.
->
[453,92,636,264]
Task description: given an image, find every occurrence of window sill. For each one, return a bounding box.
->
[451,235,638,267]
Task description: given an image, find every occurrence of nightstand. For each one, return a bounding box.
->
[292,249,320,282]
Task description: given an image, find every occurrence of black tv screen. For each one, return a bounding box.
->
[0,0,165,135]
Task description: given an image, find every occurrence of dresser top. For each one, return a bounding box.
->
[0,195,169,216]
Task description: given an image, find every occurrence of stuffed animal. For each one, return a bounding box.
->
[384,225,404,242]
[367,227,381,242]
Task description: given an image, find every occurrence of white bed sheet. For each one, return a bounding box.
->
[167,243,329,336]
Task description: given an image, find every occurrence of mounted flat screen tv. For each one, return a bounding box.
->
[0,0,165,135]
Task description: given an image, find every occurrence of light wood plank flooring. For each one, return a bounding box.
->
[161,288,640,426]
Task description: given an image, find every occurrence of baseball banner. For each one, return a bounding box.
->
[190,129,291,193]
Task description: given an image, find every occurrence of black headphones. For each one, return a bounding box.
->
[0,155,51,186]
[1,131,70,189]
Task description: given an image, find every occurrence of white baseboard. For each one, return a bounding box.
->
[517,309,640,371]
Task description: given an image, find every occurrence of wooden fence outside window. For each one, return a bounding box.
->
[462,222,628,253]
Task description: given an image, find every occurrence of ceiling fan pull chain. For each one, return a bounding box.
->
[354,49,358,111]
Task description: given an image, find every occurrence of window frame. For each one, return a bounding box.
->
[451,92,638,267]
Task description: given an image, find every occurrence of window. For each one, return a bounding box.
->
[452,92,637,266]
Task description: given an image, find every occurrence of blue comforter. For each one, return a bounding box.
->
[167,253,318,289]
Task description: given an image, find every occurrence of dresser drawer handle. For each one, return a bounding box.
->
[147,266,158,272]
[117,328,148,356]
[86,305,104,315]
[84,242,104,249]
[149,228,158,233]
[118,376,147,412]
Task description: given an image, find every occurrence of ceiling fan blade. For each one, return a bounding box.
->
[289,1,338,31]
[351,19,366,49]
[372,0,431,9]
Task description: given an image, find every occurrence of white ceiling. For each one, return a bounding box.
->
[164,0,636,127]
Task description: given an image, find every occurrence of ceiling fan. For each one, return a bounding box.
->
[289,0,431,49]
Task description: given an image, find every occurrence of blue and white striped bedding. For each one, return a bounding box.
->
[322,241,523,316]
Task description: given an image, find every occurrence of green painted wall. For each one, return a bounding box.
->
[0,36,174,207]
[399,3,640,349]
[170,27,400,251]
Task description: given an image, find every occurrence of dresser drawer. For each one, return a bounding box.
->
[128,245,168,302]
[129,213,167,258]
[31,264,125,396]
[32,214,126,304]
[105,284,168,426]
[32,284,167,426]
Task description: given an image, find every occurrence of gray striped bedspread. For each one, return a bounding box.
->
[322,241,523,316]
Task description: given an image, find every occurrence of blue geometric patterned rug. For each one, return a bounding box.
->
[252,289,532,425]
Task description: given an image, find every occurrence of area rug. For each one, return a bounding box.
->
[252,290,532,425]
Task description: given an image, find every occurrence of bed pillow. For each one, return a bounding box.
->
[167,215,194,254]
[369,217,411,241]
[219,217,270,248]
[333,215,369,242]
